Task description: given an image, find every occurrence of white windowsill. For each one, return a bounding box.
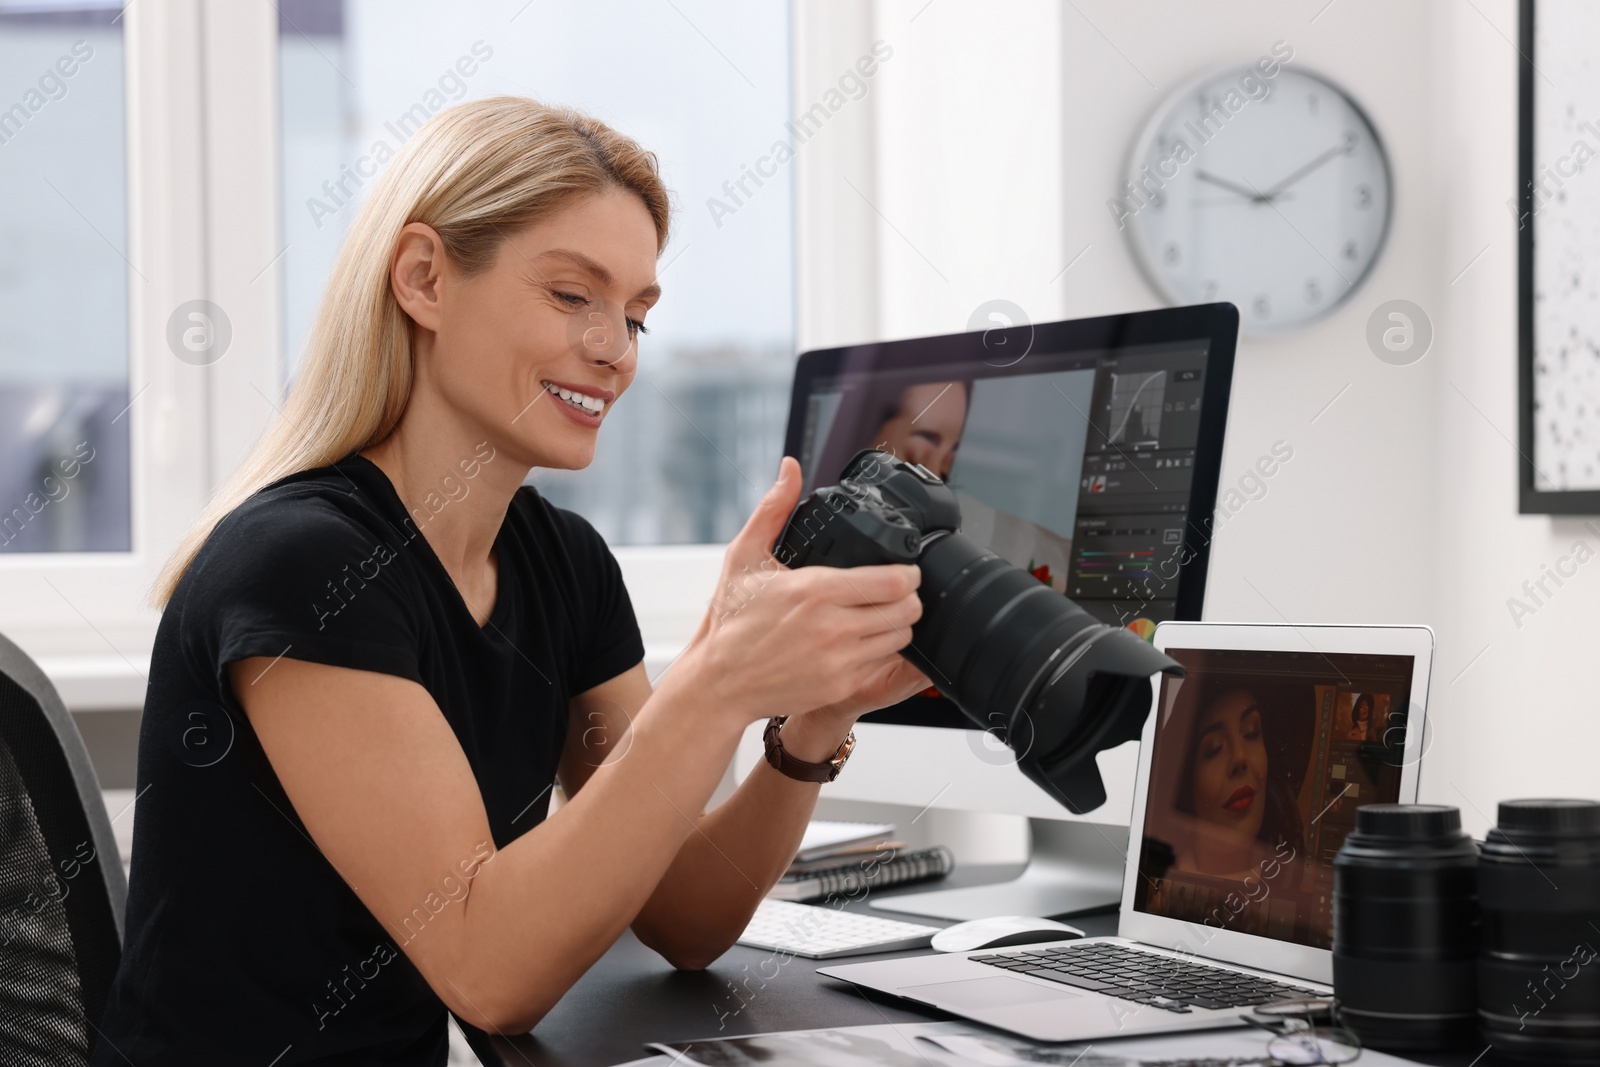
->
[34,644,690,715]
[25,540,718,713]
[34,654,151,713]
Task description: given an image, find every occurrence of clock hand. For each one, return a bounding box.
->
[1193,192,1296,207]
[1260,145,1345,200]
[1194,170,1272,203]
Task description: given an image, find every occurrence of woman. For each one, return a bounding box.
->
[813,378,1074,593]
[90,98,928,1065]
[1169,680,1306,880]
[812,376,974,486]
[864,379,971,481]
[1345,693,1374,741]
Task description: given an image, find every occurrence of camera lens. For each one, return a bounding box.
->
[1332,804,1479,1051]
[899,530,1179,813]
[1478,798,1600,1063]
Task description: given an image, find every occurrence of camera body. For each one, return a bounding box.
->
[773,450,959,569]
[774,449,1183,814]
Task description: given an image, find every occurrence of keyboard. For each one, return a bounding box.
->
[737,899,941,959]
[970,941,1320,1014]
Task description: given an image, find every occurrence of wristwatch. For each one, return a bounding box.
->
[763,716,855,783]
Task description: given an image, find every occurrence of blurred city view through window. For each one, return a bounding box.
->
[278,0,795,544]
[0,1,130,553]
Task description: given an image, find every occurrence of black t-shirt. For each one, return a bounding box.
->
[91,453,644,1066]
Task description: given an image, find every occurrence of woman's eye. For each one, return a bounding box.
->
[552,290,588,307]
[1201,741,1222,759]
[626,317,649,337]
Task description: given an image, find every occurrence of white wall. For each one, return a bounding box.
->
[795,0,1583,837]
[1431,2,1600,835]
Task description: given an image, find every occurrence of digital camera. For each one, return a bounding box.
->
[773,449,1183,813]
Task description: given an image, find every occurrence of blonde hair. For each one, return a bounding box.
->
[152,96,671,606]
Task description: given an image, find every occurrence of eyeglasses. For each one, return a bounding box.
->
[1241,997,1362,1065]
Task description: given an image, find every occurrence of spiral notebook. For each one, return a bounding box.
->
[767,845,954,902]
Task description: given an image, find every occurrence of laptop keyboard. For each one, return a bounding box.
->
[969,942,1316,1013]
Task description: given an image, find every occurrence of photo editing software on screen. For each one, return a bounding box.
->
[1133,649,1415,950]
[794,341,1211,633]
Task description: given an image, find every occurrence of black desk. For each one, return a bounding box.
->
[489,865,1475,1067]
[490,864,1030,1066]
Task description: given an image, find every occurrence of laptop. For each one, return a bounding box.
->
[819,621,1435,1042]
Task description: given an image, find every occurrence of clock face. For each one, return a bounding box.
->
[1122,66,1392,333]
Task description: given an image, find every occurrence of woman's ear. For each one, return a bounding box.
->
[391,222,447,332]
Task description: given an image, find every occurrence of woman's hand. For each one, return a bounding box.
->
[677,457,925,728]
[768,652,931,762]
[799,654,931,736]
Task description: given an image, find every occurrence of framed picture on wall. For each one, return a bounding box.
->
[1519,0,1600,513]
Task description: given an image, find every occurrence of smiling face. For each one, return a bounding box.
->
[1190,689,1269,844]
[402,186,662,471]
[871,381,970,481]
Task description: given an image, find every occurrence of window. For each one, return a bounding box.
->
[0,0,222,705]
[276,0,795,546]
[0,2,129,553]
[0,0,797,696]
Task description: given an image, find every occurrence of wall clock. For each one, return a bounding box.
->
[1119,64,1392,334]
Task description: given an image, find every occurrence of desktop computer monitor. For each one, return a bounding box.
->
[736,303,1239,919]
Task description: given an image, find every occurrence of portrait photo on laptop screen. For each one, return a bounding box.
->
[1132,648,1416,949]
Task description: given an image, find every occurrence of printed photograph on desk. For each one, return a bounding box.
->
[650,1026,947,1066]
[1132,648,1413,949]
[649,1024,1124,1066]
[648,1021,1333,1066]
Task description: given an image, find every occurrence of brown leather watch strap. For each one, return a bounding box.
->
[763,716,855,783]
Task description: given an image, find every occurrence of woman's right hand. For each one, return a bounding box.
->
[678,456,924,726]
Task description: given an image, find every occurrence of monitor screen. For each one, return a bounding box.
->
[784,307,1236,730]
[1132,648,1416,950]
[794,341,1213,632]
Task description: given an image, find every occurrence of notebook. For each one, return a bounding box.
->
[769,846,954,902]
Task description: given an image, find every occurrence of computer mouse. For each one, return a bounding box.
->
[929,915,1086,953]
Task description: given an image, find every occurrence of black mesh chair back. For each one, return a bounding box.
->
[0,631,126,1066]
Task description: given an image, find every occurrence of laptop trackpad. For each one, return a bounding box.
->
[902,976,1081,1010]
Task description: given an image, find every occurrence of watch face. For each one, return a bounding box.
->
[1121,66,1392,334]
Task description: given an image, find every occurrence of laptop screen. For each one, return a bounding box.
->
[1132,647,1416,950]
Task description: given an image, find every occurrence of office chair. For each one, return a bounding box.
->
[0,630,126,1066]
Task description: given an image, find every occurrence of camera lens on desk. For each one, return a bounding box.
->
[1332,803,1480,1051]
[1478,798,1600,1064]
